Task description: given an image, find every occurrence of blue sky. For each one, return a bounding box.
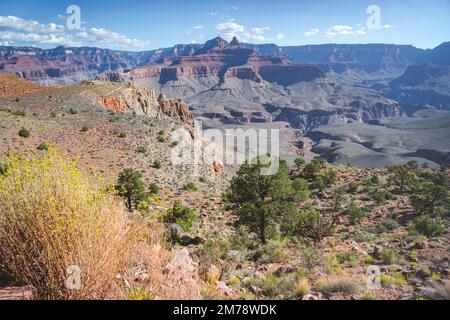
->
[0,0,449,50]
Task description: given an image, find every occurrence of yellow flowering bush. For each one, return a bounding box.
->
[0,151,131,299]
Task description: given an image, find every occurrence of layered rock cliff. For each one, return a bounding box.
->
[95,82,193,126]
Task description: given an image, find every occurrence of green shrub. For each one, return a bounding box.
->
[260,272,306,299]
[118,132,127,138]
[50,111,57,118]
[148,183,160,195]
[164,200,198,232]
[337,249,359,264]
[363,255,375,265]
[372,191,387,205]
[153,160,162,169]
[69,108,78,115]
[313,170,338,191]
[135,146,147,153]
[12,110,26,116]
[157,135,166,143]
[199,176,207,183]
[252,240,286,263]
[370,175,380,185]
[380,248,397,264]
[301,246,323,271]
[0,164,9,176]
[415,215,445,238]
[36,142,50,151]
[183,181,198,191]
[295,208,336,245]
[347,182,359,193]
[380,272,406,288]
[347,202,364,225]
[382,218,400,231]
[18,127,30,138]
[81,125,89,132]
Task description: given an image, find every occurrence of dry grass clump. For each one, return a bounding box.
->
[316,277,360,296]
[0,151,200,300]
[0,151,132,299]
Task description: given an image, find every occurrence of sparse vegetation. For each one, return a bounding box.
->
[163,200,198,232]
[148,183,160,195]
[347,201,364,225]
[36,141,50,151]
[69,108,78,115]
[317,278,360,296]
[183,181,198,191]
[12,110,26,116]
[414,215,445,238]
[153,159,162,169]
[18,127,30,138]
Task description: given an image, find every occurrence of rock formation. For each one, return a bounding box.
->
[157,93,193,125]
[96,82,193,126]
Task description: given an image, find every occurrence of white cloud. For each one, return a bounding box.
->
[210,11,219,16]
[304,28,319,37]
[380,24,396,29]
[215,19,245,40]
[0,15,150,49]
[193,25,204,30]
[276,33,285,40]
[0,16,65,34]
[0,30,79,46]
[325,25,366,38]
[215,19,270,42]
[86,28,150,48]
[252,27,270,35]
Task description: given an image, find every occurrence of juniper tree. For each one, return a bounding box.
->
[116,168,146,211]
[225,158,304,244]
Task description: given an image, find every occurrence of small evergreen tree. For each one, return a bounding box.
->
[410,182,449,215]
[388,165,413,192]
[225,158,301,244]
[116,169,146,211]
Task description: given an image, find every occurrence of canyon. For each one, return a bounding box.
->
[1,37,449,167]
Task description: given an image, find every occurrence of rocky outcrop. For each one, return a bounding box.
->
[99,83,159,116]
[96,71,130,82]
[97,83,193,125]
[157,93,193,125]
